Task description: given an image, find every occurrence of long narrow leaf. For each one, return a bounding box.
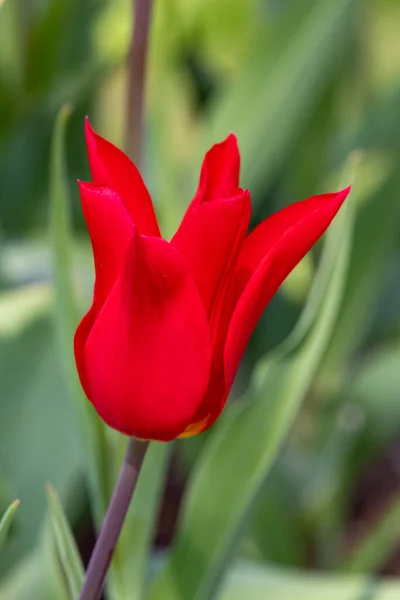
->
[45,484,83,599]
[150,179,355,600]
[0,550,66,600]
[49,105,111,524]
[218,561,399,600]
[323,168,400,369]
[0,500,19,547]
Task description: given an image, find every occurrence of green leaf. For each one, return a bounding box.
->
[250,467,306,567]
[46,484,84,599]
[217,562,400,600]
[286,153,358,353]
[322,85,400,368]
[0,315,83,576]
[149,185,354,600]
[323,168,400,370]
[0,546,68,600]
[49,105,111,524]
[0,499,19,547]
[49,105,76,339]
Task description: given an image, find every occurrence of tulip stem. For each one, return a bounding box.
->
[78,439,148,600]
[126,0,154,165]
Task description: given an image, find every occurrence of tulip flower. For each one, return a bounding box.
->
[74,119,349,442]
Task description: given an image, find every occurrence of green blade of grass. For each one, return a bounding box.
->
[0,500,19,547]
[45,484,84,599]
[49,105,111,524]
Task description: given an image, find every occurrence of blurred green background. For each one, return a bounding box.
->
[2,0,400,598]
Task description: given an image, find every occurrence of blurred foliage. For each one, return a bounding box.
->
[0,501,19,548]
[2,0,400,599]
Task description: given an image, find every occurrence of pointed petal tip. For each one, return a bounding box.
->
[78,180,98,192]
[84,115,91,134]
[78,180,104,196]
[226,132,238,142]
[343,184,352,196]
[84,117,105,154]
[225,132,239,150]
[318,185,351,204]
[84,116,98,161]
[82,116,160,237]
[78,181,127,208]
[210,132,239,153]
[330,185,351,209]
[222,184,352,394]
[338,184,351,197]
[84,116,97,144]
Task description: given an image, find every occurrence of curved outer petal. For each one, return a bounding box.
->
[183,187,350,436]
[171,190,251,317]
[83,229,212,441]
[179,371,227,438]
[75,311,97,399]
[78,182,134,307]
[74,183,134,397]
[85,118,160,236]
[223,187,351,390]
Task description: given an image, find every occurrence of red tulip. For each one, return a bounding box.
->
[74,119,350,441]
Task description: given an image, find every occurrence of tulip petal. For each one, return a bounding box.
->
[196,133,240,204]
[182,134,240,224]
[179,372,227,437]
[171,190,251,317]
[224,188,351,390]
[78,182,134,309]
[74,183,134,396]
[85,118,160,236]
[185,189,350,436]
[83,230,212,441]
[74,309,97,399]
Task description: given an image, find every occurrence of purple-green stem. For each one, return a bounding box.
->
[78,439,148,600]
[78,1,154,597]
[126,0,154,165]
